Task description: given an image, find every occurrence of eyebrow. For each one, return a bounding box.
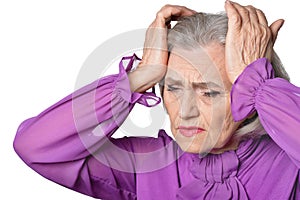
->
[164,77,183,85]
[192,82,222,89]
[165,77,222,89]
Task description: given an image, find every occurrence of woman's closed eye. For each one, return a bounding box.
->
[166,85,181,91]
[167,84,221,97]
[202,90,221,97]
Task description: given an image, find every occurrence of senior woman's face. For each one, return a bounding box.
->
[163,43,242,154]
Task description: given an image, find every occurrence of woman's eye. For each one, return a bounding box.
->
[166,85,180,91]
[203,90,220,97]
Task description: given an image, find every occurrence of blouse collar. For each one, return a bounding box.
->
[176,136,262,199]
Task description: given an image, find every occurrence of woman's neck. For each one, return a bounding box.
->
[210,137,241,154]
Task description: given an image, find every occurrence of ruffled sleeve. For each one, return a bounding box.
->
[231,58,300,168]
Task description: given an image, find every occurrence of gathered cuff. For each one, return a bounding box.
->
[230,58,300,167]
[230,58,275,121]
[114,54,161,107]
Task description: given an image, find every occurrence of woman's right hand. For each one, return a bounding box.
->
[128,5,197,93]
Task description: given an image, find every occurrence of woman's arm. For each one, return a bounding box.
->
[13,54,160,198]
[225,2,300,167]
[13,5,197,198]
[231,58,300,168]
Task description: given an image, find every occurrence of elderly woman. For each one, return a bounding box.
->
[13,1,300,199]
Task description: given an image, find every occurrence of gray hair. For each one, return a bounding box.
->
[162,12,289,139]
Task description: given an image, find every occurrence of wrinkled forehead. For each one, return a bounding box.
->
[166,45,229,87]
[170,47,214,64]
[167,48,214,77]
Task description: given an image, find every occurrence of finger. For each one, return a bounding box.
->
[256,9,268,27]
[269,19,284,42]
[224,0,241,27]
[245,5,259,24]
[176,6,197,17]
[156,5,197,27]
[230,1,250,23]
[158,5,197,20]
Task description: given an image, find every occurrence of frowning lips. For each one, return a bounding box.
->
[177,126,205,137]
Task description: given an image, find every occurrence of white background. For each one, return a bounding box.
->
[1,0,299,199]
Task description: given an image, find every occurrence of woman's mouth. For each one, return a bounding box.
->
[178,126,205,137]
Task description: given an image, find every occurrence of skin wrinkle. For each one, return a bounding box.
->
[163,43,242,154]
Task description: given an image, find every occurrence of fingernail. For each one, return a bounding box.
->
[280,19,285,28]
[225,0,232,5]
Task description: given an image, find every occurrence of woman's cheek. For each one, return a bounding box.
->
[207,97,228,128]
[214,96,236,146]
[164,95,180,122]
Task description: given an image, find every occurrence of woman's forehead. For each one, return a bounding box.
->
[169,48,213,66]
[166,45,230,87]
[165,67,226,89]
[169,44,224,64]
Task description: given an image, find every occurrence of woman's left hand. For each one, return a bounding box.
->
[224,1,284,84]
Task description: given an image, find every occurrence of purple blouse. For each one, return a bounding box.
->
[13,55,300,199]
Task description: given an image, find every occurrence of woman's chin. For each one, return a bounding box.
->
[176,139,208,154]
[173,132,213,154]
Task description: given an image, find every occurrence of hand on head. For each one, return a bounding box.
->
[224,0,284,83]
[128,5,196,93]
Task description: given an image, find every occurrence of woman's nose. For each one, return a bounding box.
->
[179,91,200,120]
